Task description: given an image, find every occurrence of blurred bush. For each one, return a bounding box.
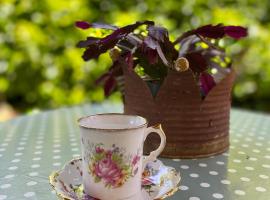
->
[0,0,270,113]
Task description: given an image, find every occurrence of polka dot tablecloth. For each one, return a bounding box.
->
[0,102,270,200]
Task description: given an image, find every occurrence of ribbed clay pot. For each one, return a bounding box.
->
[123,66,235,158]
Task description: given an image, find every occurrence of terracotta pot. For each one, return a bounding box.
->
[123,66,235,158]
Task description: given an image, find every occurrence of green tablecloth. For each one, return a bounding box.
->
[0,102,270,200]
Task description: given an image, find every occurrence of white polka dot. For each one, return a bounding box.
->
[53,162,61,166]
[71,148,79,152]
[32,157,41,161]
[24,192,35,197]
[245,166,254,171]
[249,157,257,161]
[253,149,260,153]
[212,193,224,199]
[26,181,37,186]
[222,153,229,156]
[31,164,40,168]
[199,163,207,167]
[8,166,18,170]
[29,172,38,176]
[34,151,42,155]
[240,177,250,182]
[235,190,246,195]
[11,159,20,163]
[35,146,43,149]
[245,138,252,142]
[0,154,2,157]
[0,148,6,152]
[179,185,189,190]
[4,174,15,179]
[17,147,24,151]
[228,169,237,173]
[70,143,77,146]
[259,174,269,179]
[258,136,264,140]
[238,151,245,155]
[230,146,235,149]
[233,139,239,143]
[189,197,200,200]
[189,173,199,178]
[72,154,80,157]
[53,155,61,159]
[262,164,270,169]
[1,143,8,147]
[241,144,249,148]
[53,149,60,153]
[255,142,262,146]
[19,142,26,145]
[14,152,22,156]
[267,147,270,151]
[172,159,181,162]
[209,171,218,175]
[233,159,241,163]
[256,187,266,192]
[200,183,210,187]
[21,137,28,141]
[53,144,61,148]
[0,184,11,189]
[264,155,270,159]
[216,161,224,165]
[180,165,189,169]
[221,180,230,185]
[0,195,7,200]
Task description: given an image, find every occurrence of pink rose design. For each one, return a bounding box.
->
[95,146,104,153]
[94,157,123,187]
[132,155,140,166]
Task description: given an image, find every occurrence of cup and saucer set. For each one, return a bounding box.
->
[49,114,181,200]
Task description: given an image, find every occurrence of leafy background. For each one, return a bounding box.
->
[0,0,270,119]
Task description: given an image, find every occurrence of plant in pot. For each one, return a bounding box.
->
[75,20,247,158]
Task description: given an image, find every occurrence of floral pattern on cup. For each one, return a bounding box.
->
[88,143,141,188]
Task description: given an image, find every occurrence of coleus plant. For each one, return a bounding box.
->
[75,21,247,98]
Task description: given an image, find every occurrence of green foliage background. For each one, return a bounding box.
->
[0,0,270,113]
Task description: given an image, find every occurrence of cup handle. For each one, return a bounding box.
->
[142,124,166,169]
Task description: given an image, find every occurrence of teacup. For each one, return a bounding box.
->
[78,113,166,200]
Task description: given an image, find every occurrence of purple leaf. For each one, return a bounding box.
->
[95,73,110,85]
[77,37,100,48]
[147,25,169,42]
[75,21,91,29]
[90,22,118,30]
[194,24,225,39]
[104,76,117,97]
[124,52,134,70]
[185,52,208,73]
[78,20,154,61]
[224,26,248,39]
[146,49,158,64]
[200,72,216,95]
[75,21,118,30]
[82,44,101,60]
[143,36,169,66]
[174,24,247,44]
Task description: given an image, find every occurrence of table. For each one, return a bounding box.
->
[0,102,270,200]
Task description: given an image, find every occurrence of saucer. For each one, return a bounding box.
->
[49,157,180,200]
